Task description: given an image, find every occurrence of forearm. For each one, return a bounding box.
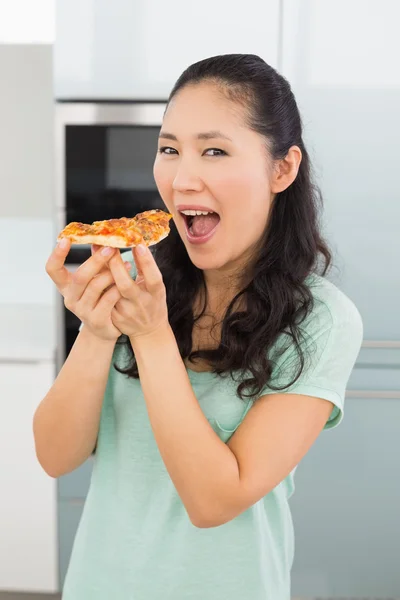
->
[131,325,241,527]
[33,326,116,477]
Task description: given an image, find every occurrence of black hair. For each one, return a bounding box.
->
[115,54,332,400]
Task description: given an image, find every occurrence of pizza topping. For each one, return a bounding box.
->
[57,209,172,248]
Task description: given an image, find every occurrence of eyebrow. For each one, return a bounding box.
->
[158,130,233,142]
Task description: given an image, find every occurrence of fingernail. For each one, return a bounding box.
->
[58,238,69,249]
[101,247,113,256]
[137,244,146,256]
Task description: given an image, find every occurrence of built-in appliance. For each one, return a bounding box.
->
[54,102,167,374]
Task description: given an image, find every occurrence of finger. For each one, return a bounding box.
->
[80,262,130,313]
[108,252,140,299]
[91,244,107,257]
[91,261,131,297]
[93,261,131,287]
[77,269,120,313]
[131,247,143,281]
[133,244,163,293]
[45,239,72,291]
[68,247,118,301]
[92,284,122,319]
[91,244,112,274]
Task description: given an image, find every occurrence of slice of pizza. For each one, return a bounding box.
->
[57,209,172,248]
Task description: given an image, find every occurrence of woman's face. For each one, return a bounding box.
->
[153,82,274,276]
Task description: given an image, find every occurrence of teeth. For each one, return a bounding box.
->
[180,209,213,216]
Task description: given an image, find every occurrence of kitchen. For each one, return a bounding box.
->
[1,0,399,598]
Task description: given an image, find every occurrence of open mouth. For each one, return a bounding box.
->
[180,210,220,241]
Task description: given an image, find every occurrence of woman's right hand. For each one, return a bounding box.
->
[45,239,131,341]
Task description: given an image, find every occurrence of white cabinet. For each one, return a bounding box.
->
[54,0,281,99]
[281,0,400,341]
[0,45,53,219]
[280,1,400,597]
[0,361,58,593]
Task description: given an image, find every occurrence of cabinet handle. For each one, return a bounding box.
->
[346,390,400,399]
[0,358,42,365]
[361,340,400,349]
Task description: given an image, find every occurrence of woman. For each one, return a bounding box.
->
[35,54,363,599]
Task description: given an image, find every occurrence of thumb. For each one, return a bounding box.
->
[132,245,146,280]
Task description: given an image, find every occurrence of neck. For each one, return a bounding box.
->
[197,269,246,317]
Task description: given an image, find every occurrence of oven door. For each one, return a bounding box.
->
[55,102,167,371]
[55,102,167,264]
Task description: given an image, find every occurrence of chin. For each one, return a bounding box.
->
[186,249,230,272]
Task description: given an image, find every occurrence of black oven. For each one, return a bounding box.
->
[54,102,167,373]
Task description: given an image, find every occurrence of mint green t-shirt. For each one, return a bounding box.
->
[62,254,363,600]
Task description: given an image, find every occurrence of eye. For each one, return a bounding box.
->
[158,146,177,155]
[158,146,227,157]
[203,148,226,157]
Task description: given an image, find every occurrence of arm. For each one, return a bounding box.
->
[33,326,116,477]
[108,246,359,529]
[132,326,333,528]
[131,325,241,527]
[35,239,130,478]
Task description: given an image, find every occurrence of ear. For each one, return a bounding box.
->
[270,145,302,194]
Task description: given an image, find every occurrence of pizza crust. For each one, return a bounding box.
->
[57,229,169,248]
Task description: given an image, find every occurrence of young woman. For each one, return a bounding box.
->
[35,54,363,599]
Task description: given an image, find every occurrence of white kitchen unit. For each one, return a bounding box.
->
[54,0,281,99]
[0,37,58,593]
[0,305,58,593]
[0,44,53,219]
[280,1,400,598]
[0,361,57,593]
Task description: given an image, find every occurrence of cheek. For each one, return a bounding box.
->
[216,165,271,218]
[153,161,172,199]
[216,169,271,253]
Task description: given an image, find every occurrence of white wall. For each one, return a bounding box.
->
[0,0,55,43]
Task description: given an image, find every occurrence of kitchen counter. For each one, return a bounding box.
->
[0,303,56,362]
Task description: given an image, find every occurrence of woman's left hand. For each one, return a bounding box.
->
[108,244,169,340]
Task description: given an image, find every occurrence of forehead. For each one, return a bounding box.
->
[163,82,247,133]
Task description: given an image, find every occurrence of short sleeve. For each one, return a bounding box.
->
[260,282,363,430]
[78,250,137,332]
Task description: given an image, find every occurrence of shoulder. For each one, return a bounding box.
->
[304,273,363,339]
[264,275,363,407]
[270,274,364,372]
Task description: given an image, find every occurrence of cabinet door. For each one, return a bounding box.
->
[281,0,400,340]
[54,0,281,99]
[281,1,400,597]
[0,362,58,593]
[0,44,53,220]
[291,396,400,597]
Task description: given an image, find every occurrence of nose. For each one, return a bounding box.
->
[172,159,203,193]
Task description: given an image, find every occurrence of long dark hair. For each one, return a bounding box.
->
[115,54,332,400]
